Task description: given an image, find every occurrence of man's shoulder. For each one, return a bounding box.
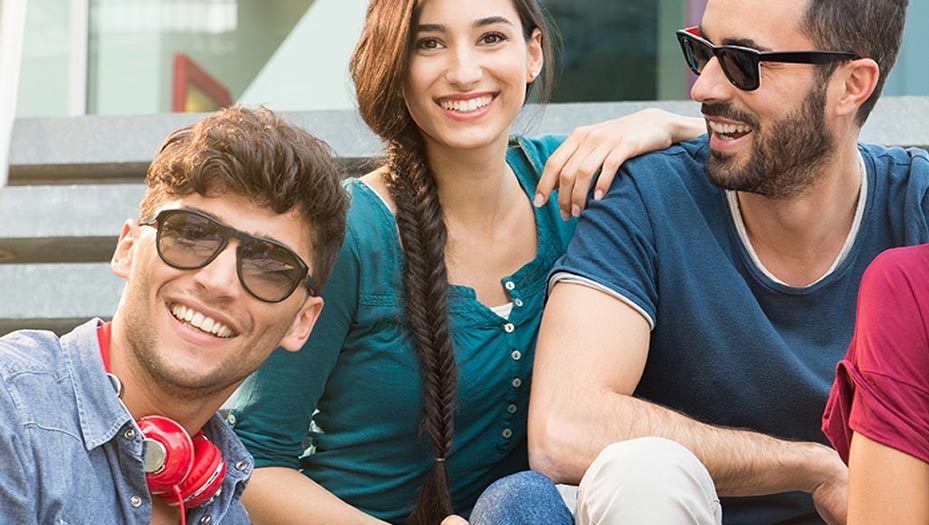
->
[862,143,929,180]
[626,136,710,171]
[611,136,711,196]
[596,135,714,209]
[0,329,65,377]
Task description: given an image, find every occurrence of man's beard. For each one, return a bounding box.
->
[704,83,834,200]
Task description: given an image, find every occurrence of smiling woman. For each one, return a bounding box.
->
[228,0,705,524]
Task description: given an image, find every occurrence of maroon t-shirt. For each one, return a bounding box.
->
[823,243,929,464]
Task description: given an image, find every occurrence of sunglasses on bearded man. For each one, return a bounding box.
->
[140,208,314,303]
[676,26,860,91]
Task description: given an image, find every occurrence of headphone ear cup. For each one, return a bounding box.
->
[136,416,194,494]
[170,432,227,508]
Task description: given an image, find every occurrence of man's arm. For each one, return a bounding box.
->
[528,283,846,506]
[243,467,389,525]
[847,432,929,525]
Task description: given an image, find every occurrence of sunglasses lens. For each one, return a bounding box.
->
[238,241,305,302]
[718,48,759,90]
[158,211,224,268]
[687,37,714,74]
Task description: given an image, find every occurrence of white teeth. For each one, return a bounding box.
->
[709,121,752,135]
[170,304,234,338]
[440,95,493,113]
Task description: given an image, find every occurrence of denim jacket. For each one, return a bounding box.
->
[0,319,253,524]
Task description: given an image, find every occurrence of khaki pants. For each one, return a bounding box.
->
[557,437,723,525]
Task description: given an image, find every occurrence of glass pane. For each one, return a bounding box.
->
[547,0,661,102]
[16,0,71,117]
[87,0,315,115]
[544,0,700,102]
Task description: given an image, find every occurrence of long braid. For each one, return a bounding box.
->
[386,135,458,524]
[349,1,557,520]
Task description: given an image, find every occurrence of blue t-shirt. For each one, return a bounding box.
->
[0,319,253,525]
[232,135,575,523]
[552,137,929,524]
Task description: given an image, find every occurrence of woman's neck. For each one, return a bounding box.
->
[426,137,522,229]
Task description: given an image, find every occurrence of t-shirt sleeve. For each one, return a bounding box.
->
[231,225,361,469]
[822,246,929,465]
[549,164,658,326]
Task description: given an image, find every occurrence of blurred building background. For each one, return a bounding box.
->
[9,0,928,119]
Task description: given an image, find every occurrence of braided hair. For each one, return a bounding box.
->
[349,0,556,522]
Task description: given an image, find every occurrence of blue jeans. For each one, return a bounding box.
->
[470,471,574,525]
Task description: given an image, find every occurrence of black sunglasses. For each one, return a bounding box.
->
[676,27,860,91]
[140,208,314,303]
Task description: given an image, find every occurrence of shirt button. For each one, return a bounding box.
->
[504,323,515,333]
[511,350,522,361]
[514,298,524,308]
[226,413,237,425]
[502,428,513,439]
[507,404,518,414]
[130,495,142,508]
[199,516,212,525]
[235,460,249,472]
[512,378,522,388]
[505,281,516,291]
[123,428,136,440]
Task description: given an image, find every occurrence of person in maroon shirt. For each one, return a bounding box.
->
[823,243,929,524]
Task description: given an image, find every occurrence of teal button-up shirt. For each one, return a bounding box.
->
[232,135,574,523]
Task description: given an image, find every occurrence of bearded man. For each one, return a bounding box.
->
[517,1,927,524]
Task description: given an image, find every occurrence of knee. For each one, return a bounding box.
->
[470,471,573,525]
[483,470,557,498]
[576,438,720,525]
[580,437,716,502]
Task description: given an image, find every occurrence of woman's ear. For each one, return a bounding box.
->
[111,219,139,279]
[526,28,544,84]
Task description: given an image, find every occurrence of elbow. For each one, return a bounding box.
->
[527,401,580,483]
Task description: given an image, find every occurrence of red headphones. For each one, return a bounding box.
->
[97,323,227,512]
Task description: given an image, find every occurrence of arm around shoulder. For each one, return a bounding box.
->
[535,108,705,217]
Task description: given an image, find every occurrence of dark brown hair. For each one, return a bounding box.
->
[350,0,555,522]
[801,0,909,127]
[140,105,349,292]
